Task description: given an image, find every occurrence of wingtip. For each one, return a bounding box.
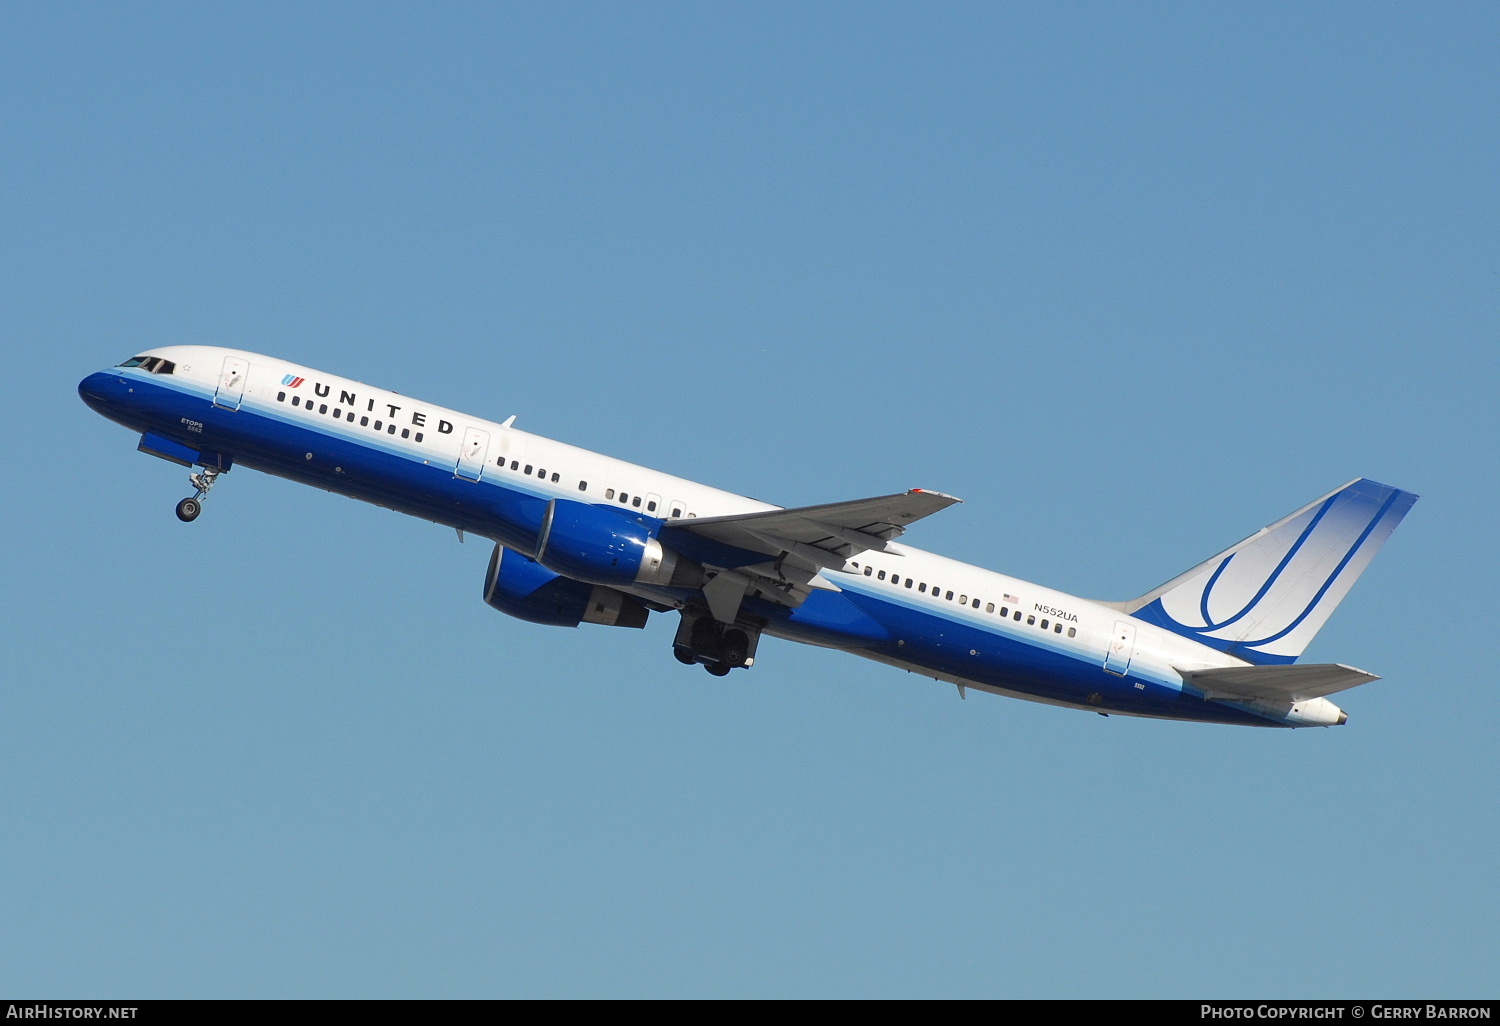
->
[911,488,963,504]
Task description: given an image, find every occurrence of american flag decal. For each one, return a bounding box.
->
[282,374,304,387]
[1004,593,1020,604]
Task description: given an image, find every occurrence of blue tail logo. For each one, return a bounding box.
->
[1125,479,1418,664]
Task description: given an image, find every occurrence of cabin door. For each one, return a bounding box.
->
[214,356,248,410]
[1103,621,1137,676]
[455,427,490,481]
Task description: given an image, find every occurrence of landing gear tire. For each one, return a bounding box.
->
[720,629,750,668]
[673,645,696,666]
[705,662,732,677]
[689,619,723,663]
[175,466,222,522]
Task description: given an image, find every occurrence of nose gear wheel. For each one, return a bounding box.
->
[175,467,222,522]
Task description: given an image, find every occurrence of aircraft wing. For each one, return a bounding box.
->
[1178,663,1379,702]
[673,489,962,620]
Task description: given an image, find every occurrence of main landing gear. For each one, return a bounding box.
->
[673,613,758,677]
[175,467,222,523]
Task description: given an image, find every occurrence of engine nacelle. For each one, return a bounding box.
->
[483,544,649,629]
[535,498,697,588]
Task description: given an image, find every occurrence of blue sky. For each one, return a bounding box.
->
[2,2,1496,997]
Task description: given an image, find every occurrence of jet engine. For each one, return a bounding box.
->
[483,543,649,628]
[535,498,701,589]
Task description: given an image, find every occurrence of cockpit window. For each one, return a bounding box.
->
[117,356,175,374]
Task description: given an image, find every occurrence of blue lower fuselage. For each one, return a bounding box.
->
[79,369,1277,727]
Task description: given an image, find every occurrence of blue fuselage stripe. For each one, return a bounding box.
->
[83,371,1280,727]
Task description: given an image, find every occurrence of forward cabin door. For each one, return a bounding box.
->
[214,356,249,410]
[1103,621,1137,676]
[455,427,490,481]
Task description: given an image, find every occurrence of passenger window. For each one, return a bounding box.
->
[1067,627,1076,638]
[537,468,546,478]
[1027,615,1036,626]
[1054,624,1063,633]
[985,602,994,613]
[292,396,301,406]
[1014,611,1022,621]
[552,473,560,483]
[905,579,913,588]
[511,460,519,470]
[579,481,588,491]
[1000,607,1009,618]
[972,599,980,609]
[672,508,682,518]
[524,465,533,475]
[878,570,886,581]
[319,404,327,414]
[864,567,872,576]
[401,428,410,439]
[1040,619,1049,630]
[959,595,967,605]
[347,412,355,422]
[619,493,629,504]
[387,424,396,434]
[360,416,369,426]
[647,500,657,511]
[415,432,423,442]
[277,391,286,402]
[632,496,641,507]
[606,488,615,499]
[918,583,927,593]
[945,591,953,601]
[333,408,342,418]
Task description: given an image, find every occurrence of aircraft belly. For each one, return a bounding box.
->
[823,589,1281,726]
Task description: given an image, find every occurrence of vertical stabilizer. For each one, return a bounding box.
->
[1124,479,1418,664]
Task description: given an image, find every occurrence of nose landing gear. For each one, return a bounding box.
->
[175,467,222,522]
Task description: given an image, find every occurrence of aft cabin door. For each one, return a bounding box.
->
[214,356,248,410]
[1104,621,1137,676]
[455,427,490,481]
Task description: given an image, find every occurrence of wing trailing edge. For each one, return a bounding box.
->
[675,488,961,621]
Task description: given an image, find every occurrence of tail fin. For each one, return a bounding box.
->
[1121,479,1418,664]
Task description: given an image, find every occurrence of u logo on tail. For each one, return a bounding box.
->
[1122,479,1418,664]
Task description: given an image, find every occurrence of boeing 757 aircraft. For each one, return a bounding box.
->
[79,348,1417,728]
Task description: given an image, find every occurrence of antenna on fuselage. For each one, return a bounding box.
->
[500,415,516,428]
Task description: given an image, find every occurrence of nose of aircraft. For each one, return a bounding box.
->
[78,370,121,413]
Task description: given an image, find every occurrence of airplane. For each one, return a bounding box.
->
[78,347,1418,728]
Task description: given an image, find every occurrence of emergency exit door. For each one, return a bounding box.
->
[214,356,248,410]
[1104,621,1137,676]
[455,427,490,481]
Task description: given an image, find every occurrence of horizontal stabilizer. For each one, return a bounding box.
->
[1178,663,1378,702]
